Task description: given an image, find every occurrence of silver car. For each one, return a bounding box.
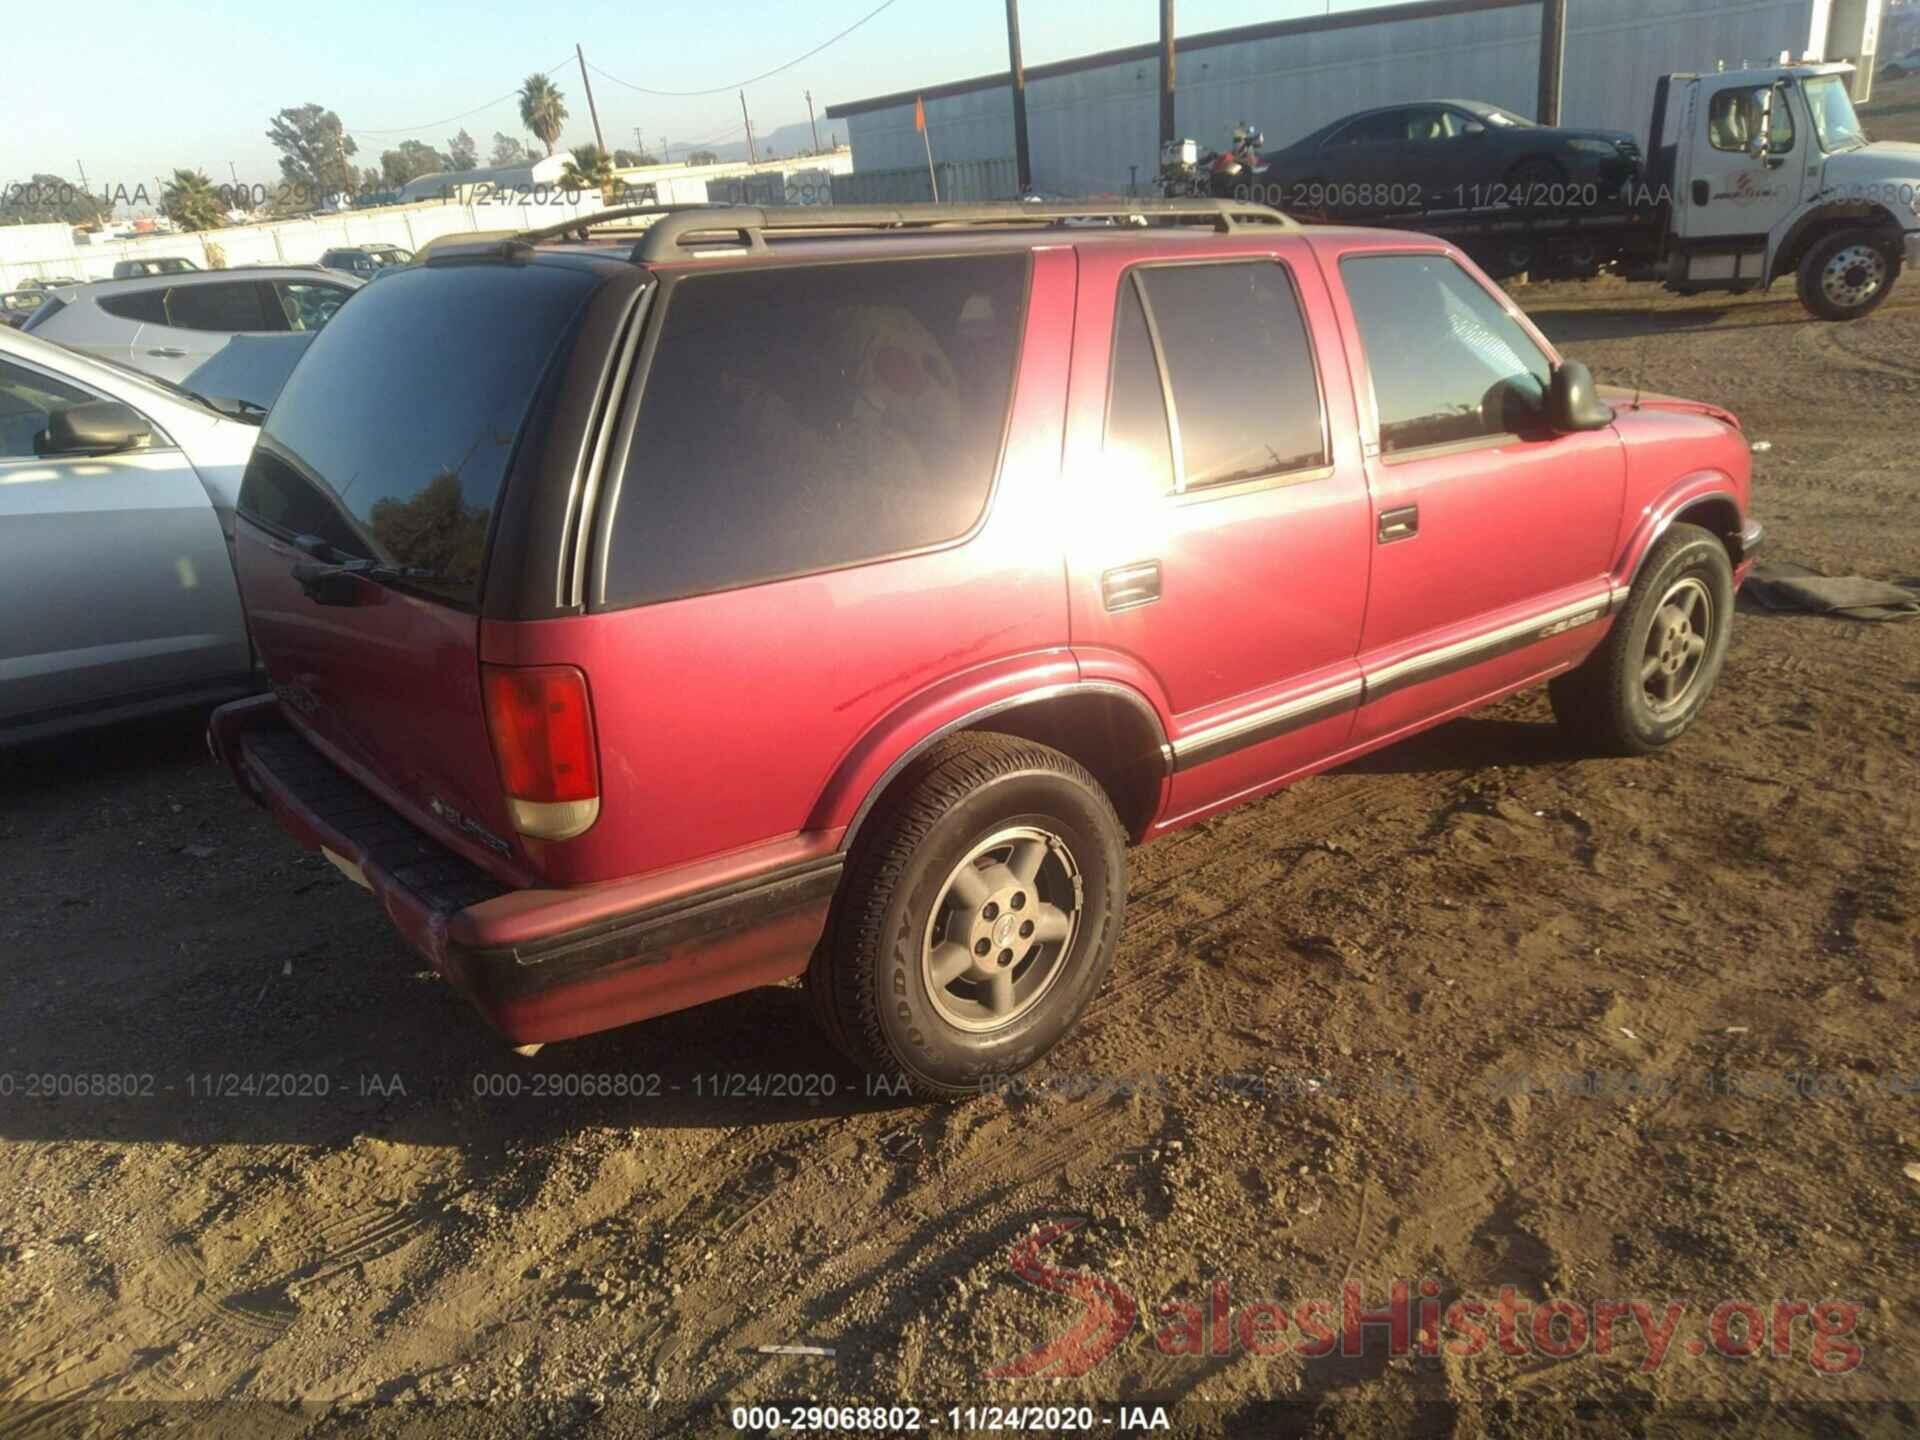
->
[22,267,360,384]
[0,326,264,741]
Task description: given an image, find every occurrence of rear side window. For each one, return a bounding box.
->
[1104,281,1176,493]
[1130,262,1328,489]
[1340,254,1552,454]
[603,254,1028,608]
[98,289,169,324]
[238,261,600,607]
[167,281,273,332]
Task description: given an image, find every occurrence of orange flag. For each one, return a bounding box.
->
[914,95,927,133]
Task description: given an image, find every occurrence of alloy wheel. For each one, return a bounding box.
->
[921,825,1081,1033]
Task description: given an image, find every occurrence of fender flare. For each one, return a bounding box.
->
[815,660,1172,854]
[1611,472,1742,600]
[1768,199,1908,285]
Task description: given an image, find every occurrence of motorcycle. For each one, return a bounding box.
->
[1158,123,1264,199]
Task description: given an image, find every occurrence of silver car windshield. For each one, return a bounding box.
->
[1803,76,1867,150]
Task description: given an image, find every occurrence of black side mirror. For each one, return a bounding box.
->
[37,401,151,457]
[1547,360,1614,433]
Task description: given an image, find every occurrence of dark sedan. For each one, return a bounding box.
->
[1248,99,1641,218]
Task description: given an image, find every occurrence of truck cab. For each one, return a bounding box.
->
[1658,61,1920,316]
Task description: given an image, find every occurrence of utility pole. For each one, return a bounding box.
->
[806,89,821,154]
[741,91,757,164]
[1159,0,1177,155]
[578,43,607,154]
[1536,0,1568,125]
[1005,0,1032,193]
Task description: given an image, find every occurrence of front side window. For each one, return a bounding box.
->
[604,254,1028,608]
[1341,254,1553,455]
[0,358,95,459]
[276,280,351,331]
[1132,261,1327,489]
[239,261,599,607]
[167,281,273,332]
[1707,86,1795,154]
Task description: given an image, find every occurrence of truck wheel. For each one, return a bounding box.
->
[811,734,1126,1100]
[1797,230,1898,320]
[1549,523,1734,756]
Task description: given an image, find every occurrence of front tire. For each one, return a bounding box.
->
[811,734,1127,1100]
[1797,229,1899,320]
[1549,523,1734,756]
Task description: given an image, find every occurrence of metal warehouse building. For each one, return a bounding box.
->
[826,0,1886,196]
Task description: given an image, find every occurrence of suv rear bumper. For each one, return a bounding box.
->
[208,696,839,1044]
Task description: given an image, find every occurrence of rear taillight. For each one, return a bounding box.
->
[481,664,601,841]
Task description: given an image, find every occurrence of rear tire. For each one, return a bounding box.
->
[1549,522,1734,756]
[810,734,1127,1101]
[1797,229,1899,320]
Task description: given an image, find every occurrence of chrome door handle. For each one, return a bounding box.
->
[147,347,188,357]
[1102,560,1162,612]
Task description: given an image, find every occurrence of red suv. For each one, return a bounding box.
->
[211,200,1761,1097]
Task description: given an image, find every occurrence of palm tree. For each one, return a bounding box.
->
[518,75,568,157]
[559,144,619,204]
[161,169,224,232]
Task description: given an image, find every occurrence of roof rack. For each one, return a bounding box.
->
[510,199,1296,263]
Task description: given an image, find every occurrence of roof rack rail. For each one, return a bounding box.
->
[510,198,1296,262]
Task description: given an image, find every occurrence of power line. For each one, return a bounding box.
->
[345,57,574,138]
[586,0,906,98]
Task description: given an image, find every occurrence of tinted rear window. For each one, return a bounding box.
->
[238,261,601,607]
[602,253,1028,609]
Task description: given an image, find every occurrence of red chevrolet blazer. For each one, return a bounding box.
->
[211,200,1761,1097]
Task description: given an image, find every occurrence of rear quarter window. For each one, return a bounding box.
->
[601,253,1029,609]
[238,260,602,607]
[98,290,169,324]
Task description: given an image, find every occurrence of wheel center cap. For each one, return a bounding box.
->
[992,913,1019,948]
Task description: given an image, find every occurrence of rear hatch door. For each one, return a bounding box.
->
[233,258,607,878]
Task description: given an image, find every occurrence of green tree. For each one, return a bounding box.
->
[0,172,108,227]
[380,140,449,188]
[517,74,568,157]
[687,149,721,167]
[266,104,357,209]
[559,144,617,203]
[161,169,224,231]
[447,128,479,171]
[611,147,658,167]
[490,132,532,166]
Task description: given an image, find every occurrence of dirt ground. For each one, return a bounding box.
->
[4,90,1918,1439]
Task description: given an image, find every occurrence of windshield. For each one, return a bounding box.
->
[1477,106,1531,128]
[1803,76,1867,150]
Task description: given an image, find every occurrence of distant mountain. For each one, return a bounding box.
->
[668,120,844,165]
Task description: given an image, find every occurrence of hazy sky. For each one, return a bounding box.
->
[6,0,1370,196]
